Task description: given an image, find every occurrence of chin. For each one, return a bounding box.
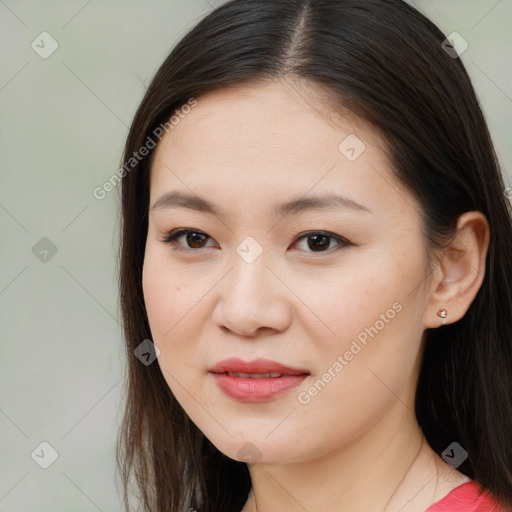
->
[206,434,305,465]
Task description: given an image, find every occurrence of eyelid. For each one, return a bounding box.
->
[161,228,352,253]
[293,230,350,250]
[161,228,216,251]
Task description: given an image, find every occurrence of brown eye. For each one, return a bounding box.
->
[162,229,216,251]
[162,228,351,255]
[184,232,208,249]
[293,231,350,253]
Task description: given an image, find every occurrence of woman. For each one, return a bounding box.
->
[116,1,512,511]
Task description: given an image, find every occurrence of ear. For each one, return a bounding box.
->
[423,211,490,329]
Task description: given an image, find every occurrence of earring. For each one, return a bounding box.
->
[436,308,448,325]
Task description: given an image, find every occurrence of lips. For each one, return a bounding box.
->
[222,372,283,378]
[209,358,310,376]
[209,358,310,402]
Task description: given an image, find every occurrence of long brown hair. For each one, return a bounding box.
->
[116,1,512,510]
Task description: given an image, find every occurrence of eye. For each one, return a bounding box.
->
[293,231,350,253]
[161,228,351,254]
[161,228,217,251]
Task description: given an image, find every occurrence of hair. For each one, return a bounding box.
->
[116,0,512,510]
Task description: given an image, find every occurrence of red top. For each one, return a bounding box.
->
[426,480,506,511]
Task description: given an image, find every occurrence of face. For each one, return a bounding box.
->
[142,79,432,465]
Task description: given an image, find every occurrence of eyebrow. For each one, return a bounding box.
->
[150,191,373,217]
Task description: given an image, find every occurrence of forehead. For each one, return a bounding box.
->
[148,79,418,222]
[162,79,373,153]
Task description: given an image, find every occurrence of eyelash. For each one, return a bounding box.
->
[161,228,351,255]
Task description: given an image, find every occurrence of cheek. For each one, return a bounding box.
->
[287,277,424,461]
[142,240,194,330]
[142,258,174,337]
[142,248,191,357]
[291,256,400,348]
[141,245,212,394]
[297,248,425,397]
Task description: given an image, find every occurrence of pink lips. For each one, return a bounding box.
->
[209,358,310,402]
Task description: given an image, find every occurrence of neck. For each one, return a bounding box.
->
[241,399,466,512]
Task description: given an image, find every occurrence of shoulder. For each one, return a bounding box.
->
[427,480,507,512]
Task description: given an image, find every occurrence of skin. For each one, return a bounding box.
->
[142,78,490,512]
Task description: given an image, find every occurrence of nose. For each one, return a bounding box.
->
[211,249,292,338]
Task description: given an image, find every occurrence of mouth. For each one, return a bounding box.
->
[209,358,310,402]
[221,372,285,378]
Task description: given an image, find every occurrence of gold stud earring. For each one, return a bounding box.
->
[436,308,448,325]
